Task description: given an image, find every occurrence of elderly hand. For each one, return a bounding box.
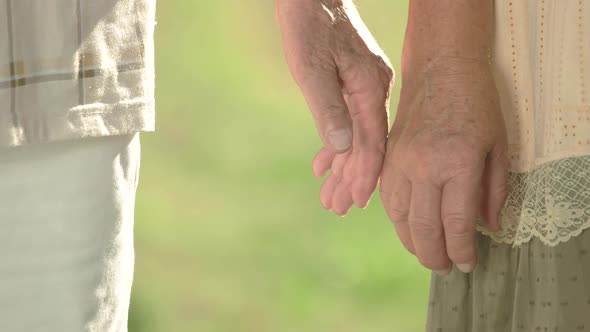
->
[380,59,509,275]
[276,0,394,215]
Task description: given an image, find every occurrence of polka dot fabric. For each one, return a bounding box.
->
[426,230,590,332]
[476,0,590,246]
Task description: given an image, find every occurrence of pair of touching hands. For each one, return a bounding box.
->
[276,0,509,275]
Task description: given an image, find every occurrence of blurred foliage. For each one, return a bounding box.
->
[129,1,430,331]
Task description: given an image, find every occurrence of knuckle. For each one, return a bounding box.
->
[409,166,436,182]
[388,206,410,224]
[410,218,442,240]
[339,53,393,90]
[405,138,438,160]
[442,217,476,262]
[449,148,480,168]
[407,146,481,183]
[442,214,473,238]
[438,145,481,170]
[402,161,439,184]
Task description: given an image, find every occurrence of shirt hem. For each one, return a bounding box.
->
[0,99,155,148]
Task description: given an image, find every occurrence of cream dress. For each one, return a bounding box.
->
[426,0,590,331]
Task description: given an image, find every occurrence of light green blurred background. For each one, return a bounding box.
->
[128,1,431,331]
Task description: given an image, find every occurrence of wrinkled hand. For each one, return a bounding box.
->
[276,0,394,215]
[380,61,509,274]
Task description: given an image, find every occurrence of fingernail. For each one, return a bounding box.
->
[457,263,472,273]
[327,129,352,151]
[434,269,451,276]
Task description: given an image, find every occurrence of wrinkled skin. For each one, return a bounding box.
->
[276,0,509,276]
[276,0,394,215]
[380,60,509,274]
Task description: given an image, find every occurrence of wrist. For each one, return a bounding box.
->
[402,0,493,77]
[402,53,492,79]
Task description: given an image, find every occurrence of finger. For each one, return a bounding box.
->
[330,151,350,177]
[320,173,339,210]
[352,147,384,209]
[344,66,391,208]
[313,148,336,178]
[380,170,414,255]
[331,181,354,217]
[408,181,451,275]
[480,144,509,232]
[296,67,353,153]
[332,154,355,216]
[441,173,482,274]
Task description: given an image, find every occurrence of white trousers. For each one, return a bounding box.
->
[0,134,140,331]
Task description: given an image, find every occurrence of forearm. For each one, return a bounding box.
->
[402,0,494,76]
[275,0,348,17]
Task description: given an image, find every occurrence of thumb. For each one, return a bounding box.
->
[296,67,353,153]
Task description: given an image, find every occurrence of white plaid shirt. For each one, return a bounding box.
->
[0,0,155,147]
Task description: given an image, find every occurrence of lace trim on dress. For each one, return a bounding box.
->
[476,155,590,247]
